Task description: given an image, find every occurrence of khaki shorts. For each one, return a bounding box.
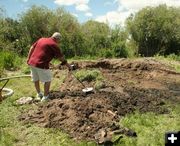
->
[30,66,52,82]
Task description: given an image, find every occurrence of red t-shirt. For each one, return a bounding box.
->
[28,37,63,69]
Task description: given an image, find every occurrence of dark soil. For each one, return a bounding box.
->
[18,58,180,144]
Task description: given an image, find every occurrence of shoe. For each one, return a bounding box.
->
[36,92,43,101]
[41,95,49,102]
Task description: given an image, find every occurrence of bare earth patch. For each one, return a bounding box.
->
[18,58,180,144]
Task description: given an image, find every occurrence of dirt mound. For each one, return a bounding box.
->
[18,58,180,144]
[19,87,172,143]
[74,58,174,71]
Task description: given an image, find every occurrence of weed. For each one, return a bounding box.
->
[75,69,103,82]
[94,80,105,90]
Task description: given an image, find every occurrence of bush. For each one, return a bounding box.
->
[114,47,128,58]
[99,49,114,58]
[166,54,180,61]
[113,41,129,58]
[155,53,180,61]
[0,51,22,70]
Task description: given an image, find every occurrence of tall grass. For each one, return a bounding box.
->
[165,54,180,61]
[155,53,180,61]
[155,54,180,72]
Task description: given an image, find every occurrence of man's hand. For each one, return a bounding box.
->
[49,63,54,69]
[68,64,76,71]
[61,60,67,65]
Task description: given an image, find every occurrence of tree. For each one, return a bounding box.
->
[81,20,110,56]
[110,25,130,57]
[126,5,180,56]
[52,8,84,57]
[20,5,54,42]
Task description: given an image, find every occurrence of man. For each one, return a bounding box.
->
[27,32,71,101]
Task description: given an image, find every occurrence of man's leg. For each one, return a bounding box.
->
[44,81,51,96]
[30,66,41,96]
[39,69,51,101]
[34,80,41,94]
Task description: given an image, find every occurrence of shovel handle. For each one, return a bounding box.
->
[71,71,86,88]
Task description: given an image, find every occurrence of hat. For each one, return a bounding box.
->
[51,32,61,40]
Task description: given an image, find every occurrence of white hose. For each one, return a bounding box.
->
[0,75,30,98]
[2,88,14,97]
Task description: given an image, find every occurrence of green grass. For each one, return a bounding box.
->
[120,104,180,146]
[75,69,103,82]
[94,80,106,90]
[74,69,105,90]
[165,54,180,61]
[155,54,180,72]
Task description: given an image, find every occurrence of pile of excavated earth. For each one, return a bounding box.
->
[18,58,180,144]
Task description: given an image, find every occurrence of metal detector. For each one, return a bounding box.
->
[70,65,94,93]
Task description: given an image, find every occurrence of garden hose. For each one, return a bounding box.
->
[0,75,31,102]
[1,87,14,97]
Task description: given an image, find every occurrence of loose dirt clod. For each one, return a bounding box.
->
[18,58,180,144]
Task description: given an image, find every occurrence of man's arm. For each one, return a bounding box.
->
[27,45,35,63]
[53,45,71,70]
[58,56,71,70]
[27,40,38,63]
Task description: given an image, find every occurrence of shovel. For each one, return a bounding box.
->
[70,65,94,93]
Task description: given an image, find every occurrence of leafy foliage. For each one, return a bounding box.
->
[126,5,180,56]
[0,4,179,61]
[0,51,21,70]
[81,20,111,56]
